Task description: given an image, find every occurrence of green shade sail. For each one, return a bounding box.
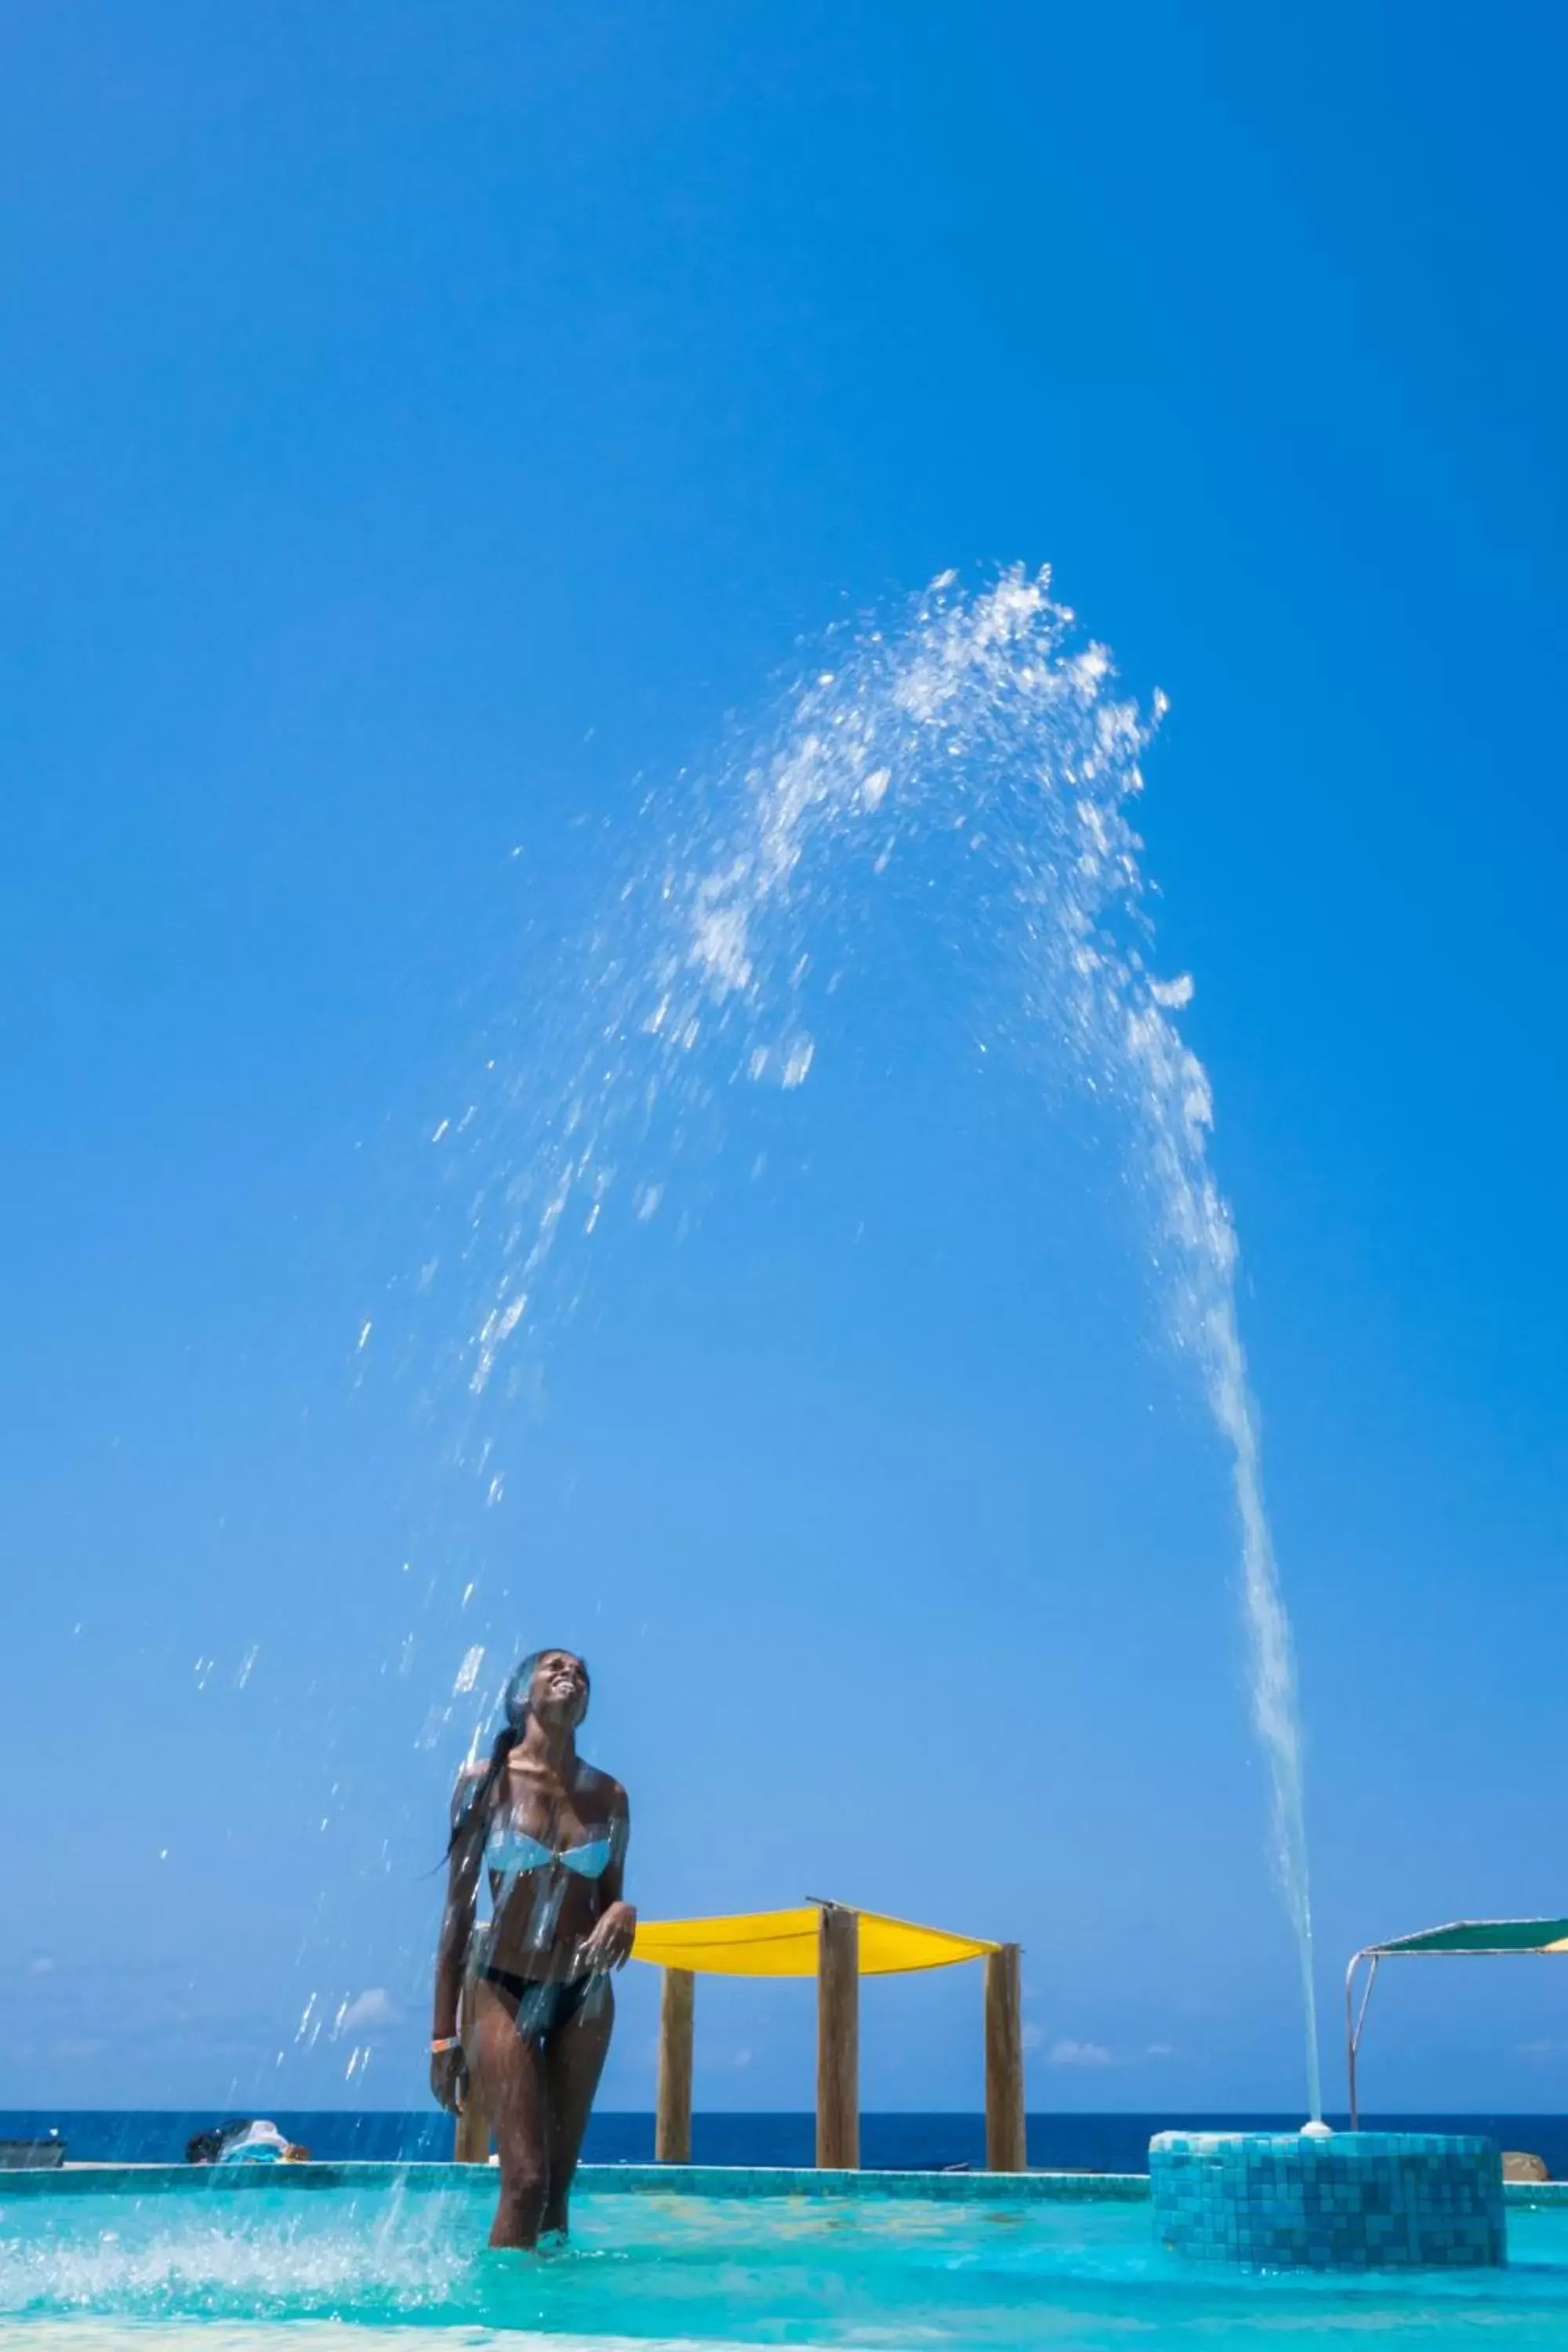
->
[1365,1918,1568,1958]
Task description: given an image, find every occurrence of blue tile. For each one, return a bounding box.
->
[1149,2131,1504,2274]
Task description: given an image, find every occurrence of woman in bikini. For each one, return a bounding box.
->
[430,1648,636,2248]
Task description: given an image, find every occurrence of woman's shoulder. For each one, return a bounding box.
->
[449,1759,493,1832]
[576,1761,628,1812]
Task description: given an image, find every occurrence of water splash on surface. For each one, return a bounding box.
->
[418,568,1319,2107]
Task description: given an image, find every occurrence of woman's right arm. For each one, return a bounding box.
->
[430,1768,485,2113]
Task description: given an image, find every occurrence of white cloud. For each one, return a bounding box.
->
[1048,2038,1114,2068]
[1021,2023,1044,2052]
[337,1988,402,2034]
[1145,2042,1175,2058]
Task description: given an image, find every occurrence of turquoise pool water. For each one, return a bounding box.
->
[8,2176,1568,2350]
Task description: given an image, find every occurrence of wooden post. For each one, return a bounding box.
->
[815,1904,860,2169]
[655,1967,695,2163]
[984,1943,1026,2172]
[452,1976,492,2163]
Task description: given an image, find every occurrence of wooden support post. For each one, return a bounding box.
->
[984,1943,1026,2172]
[815,1904,860,2169]
[452,2086,490,2164]
[655,1966,695,2163]
[452,1976,492,2164]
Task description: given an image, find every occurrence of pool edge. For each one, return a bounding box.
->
[7,2161,1566,2209]
[0,2159,1149,2202]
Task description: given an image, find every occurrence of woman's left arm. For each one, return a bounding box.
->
[578,1787,637,1971]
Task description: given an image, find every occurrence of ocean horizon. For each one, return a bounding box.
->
[6,2110,1566,2176]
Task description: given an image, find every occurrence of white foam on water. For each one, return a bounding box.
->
[0,2331,770,2352]
[0,2197,466,2321]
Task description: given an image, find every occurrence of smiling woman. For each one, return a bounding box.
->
[430,1650,635,2250]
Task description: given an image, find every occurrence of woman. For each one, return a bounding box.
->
[431,1648,635,2248]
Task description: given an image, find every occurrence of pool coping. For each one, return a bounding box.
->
[1,2161,1146,2202]
[4,2161,1565,2210]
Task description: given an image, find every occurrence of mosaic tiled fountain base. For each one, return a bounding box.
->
[1150,2131,1506,2270]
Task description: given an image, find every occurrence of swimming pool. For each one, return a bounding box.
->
[8,2168,1568,2350]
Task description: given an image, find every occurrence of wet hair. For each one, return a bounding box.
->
[445,1649,589,1860]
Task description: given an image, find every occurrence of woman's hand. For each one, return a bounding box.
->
[429,2042,468,2115]
[578,1900,637,1973]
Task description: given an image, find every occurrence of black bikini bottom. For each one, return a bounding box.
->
[481,1967,597,2041]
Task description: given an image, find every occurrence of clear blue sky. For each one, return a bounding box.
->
[4,1,1567,2120]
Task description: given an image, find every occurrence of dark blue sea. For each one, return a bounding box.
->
[5,2111,1566,2174]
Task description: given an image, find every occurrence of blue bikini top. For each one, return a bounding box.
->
[485,1812,614,1911]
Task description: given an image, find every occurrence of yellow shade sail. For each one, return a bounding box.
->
[630,1904,1001,1978]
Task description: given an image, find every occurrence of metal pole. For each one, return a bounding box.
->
[1345,1951,1378,2130]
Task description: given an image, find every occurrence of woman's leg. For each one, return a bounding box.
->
[467,1977,551,2249]
[540,1979,615,2236]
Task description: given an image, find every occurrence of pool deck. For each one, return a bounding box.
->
[3,2161,1566,2209]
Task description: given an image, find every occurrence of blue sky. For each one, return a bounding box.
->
[3,0,1567,2121]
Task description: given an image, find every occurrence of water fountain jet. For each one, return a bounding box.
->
[443,568,1323,2107]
